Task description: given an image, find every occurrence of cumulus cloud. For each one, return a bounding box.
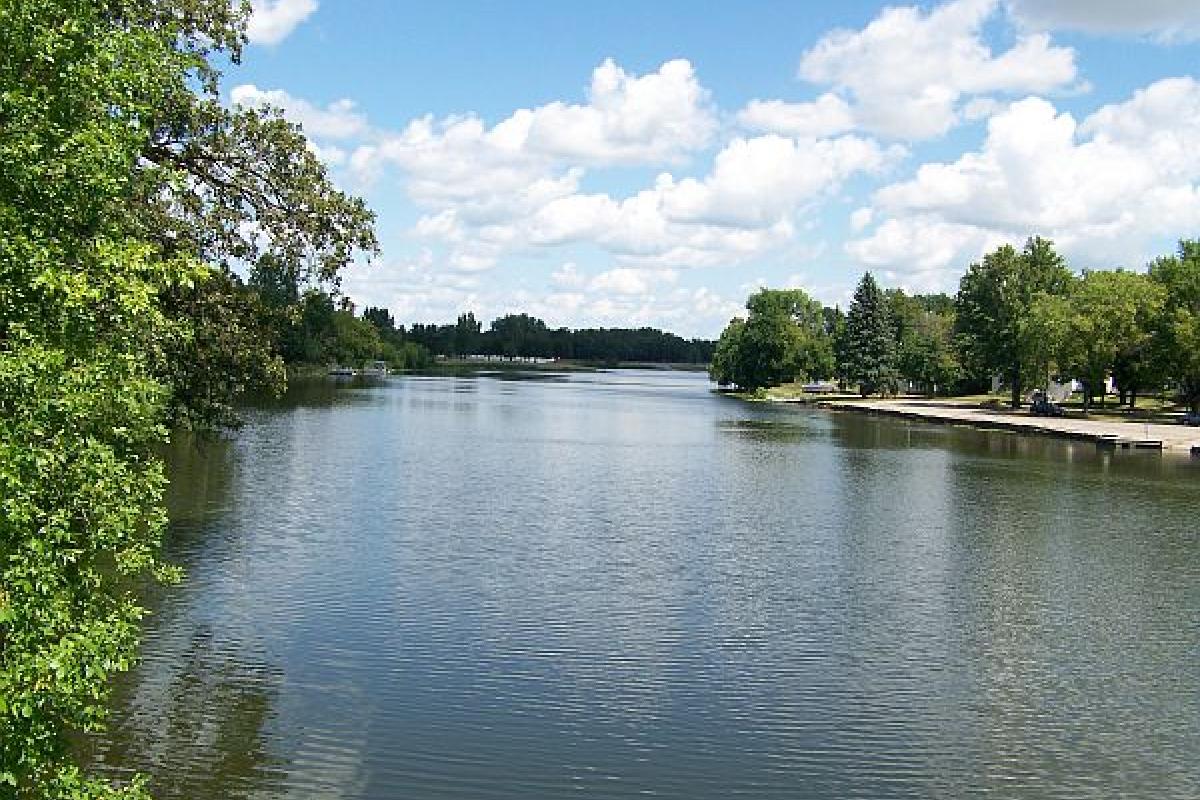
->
[849,207,874,231]
[1006,0,1200,42]
[589,268,678,296]
[341,59,721,271]
[654,134,900,228]
[736,93,855,138]
[418,132,895,271]
[848,216,1014,290]
[550,262,587,288]
[350,59,714,190]
[798,0,1078,139]
[848,77,1200,283]
[522,59,717,164]
[246,0,318,46]
[241,54,898,280]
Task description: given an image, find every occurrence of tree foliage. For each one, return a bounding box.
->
[888,290,960,395]
[1149,240,1200,412]
[0,1,376,796]
[1032,270,1164,409]
[955,237,1073,407]
[708,289,833,390]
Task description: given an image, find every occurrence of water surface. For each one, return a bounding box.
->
[85,370,1200,799]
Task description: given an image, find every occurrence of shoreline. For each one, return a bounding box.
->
[781,396,1200,456]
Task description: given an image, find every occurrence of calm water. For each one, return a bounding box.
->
[84,370,1200,799]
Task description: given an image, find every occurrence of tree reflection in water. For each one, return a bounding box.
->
[79,626,286,800]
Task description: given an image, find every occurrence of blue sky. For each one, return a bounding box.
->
[235,0,1200,337]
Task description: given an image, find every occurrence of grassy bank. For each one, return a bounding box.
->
[737,380,1194,426]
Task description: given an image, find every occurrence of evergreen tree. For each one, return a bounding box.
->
[844,273,899,396]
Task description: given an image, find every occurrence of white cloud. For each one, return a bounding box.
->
[1007,0,1200,41]
[407,131,895,273]
[350,58,714,194]
[798,0,1078,139]
[478,181,797,269]
[231,84,368,139]
[1079,76,1200,173]
[589,268,678,296]
[343,59,719,273]
[550,262,587,288]
[848,216,1013,288]
[245,55,899,283]
[655,134,899,228]
[736,93,855,138]
[306,141,346,167]
[848,77,1200,283]
[849,207,874,231]
[522,59,716,164]
[246,0,318,46]
[962,97,1004,121]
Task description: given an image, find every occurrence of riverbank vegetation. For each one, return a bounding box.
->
[0,3,377,797]
[711,237,1200,413]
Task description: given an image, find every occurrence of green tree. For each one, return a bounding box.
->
[898,311,961,395]
[453,312,482,356]
[362,306,396,332]
[489,314,550,357]
[955,237,1073,407]
[707,289,833,391]
[0,2,375,797]
[159,270,287,430]
[1054,271,1164,410]
[247,255,300,309]
[888,290,960,395]
[844,273,898,396]
[826,306,851,389]
[1149,240,1200,412]
[709,318,747,387]
[1024,290,1074,395]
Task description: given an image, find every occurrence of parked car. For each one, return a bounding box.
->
[1029,390,1065,417]
[1183,412,1200,427]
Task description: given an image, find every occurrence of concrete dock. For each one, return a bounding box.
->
[803,398,1200,455]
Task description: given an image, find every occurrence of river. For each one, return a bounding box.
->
[83,369,1200,799]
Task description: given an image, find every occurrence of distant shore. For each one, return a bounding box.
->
[405,359,712,375]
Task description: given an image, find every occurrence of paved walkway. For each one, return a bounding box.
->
[806,398,1200,454]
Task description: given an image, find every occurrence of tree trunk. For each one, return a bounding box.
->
[1130,388,1138,409]
[1010,367,1022,409]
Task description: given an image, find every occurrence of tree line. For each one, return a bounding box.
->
[711,236,1200,413]
[200,276,718,378]
[403,311,716,364]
